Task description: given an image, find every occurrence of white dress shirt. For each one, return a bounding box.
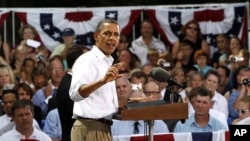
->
[0,126,51,141]
[69,46,118,119]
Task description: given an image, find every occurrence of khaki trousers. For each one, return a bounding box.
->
[71,119,112,141]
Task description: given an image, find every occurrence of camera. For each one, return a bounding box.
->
[159,61,171,68]
[231,56,244,62]
[36,53,44,62]
[243,78,250,85]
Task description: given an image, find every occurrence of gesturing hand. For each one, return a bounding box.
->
[102,62,126,83]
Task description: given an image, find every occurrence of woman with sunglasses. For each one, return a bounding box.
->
[171,20,210,61]
[232,95,250,125]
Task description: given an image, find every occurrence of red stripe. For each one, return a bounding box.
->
[0,12,10,27]
[194,9,224,22]
[130,134,174,141]
[240,7,247,43]
[121,10,141,36]
[65,11,93,22]
[145,9,172,48]
[16,12,28,24]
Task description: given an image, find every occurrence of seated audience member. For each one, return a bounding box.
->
[15,83,43,128]
[225,66,247,125]
[0,99,51,141]
[232,95,250,125]
[19,58,36,89]
[112,83,169,136]
[0,64,16,115]
[174,39,194,71]
[115,48,140,71]
[171,20,210,60]
[211,34,229,68]
[187,87,228,129]
[0,85,18,131]
[43,108,62,141]
[174,87,228,132]
[130,19,167,66]
[0,85,40,135]
[144,81,161,100]
[216,65,231,95]
[112,33,130,62]
[50,27,76,69]
[31,66,49,92]
[56,45,85,141]
[170,68,186,93]
[32,55,65,119]
[204,69,228,117]
[179,71,204,104]
[129,70,148,88]
[193,49,212,74]
[115,77,132,104]
[141,64,154,82]
[147,48,160,67]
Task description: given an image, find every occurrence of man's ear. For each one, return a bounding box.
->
[93,32,98,42]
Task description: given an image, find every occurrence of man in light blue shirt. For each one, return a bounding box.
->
[174,87,228,132]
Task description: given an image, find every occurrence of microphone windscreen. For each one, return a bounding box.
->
[150,67,170,82]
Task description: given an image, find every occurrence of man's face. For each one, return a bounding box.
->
[13,106,33,132]
[140,22,154,38]
[115,78,132,101]
[180,45,193,59]
[193,95,212,116]
[49,59,65,84]
[217,68,228,86]
[95,23,120,56]
[2,93,17,116]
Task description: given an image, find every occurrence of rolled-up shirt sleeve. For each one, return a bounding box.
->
[69,53,95,102]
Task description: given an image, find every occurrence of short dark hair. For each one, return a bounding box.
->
[14,83,34,99]
[2,88,18,100]
[179,39,195,48]
[216,65,230,77]
[204,69,220,84]
[66,45,84,69]
[189,87,212,100]
[130,71,148,84]
[11,99,34,116]
[95,18,119,33]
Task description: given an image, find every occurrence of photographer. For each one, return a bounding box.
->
[233,67,250,111]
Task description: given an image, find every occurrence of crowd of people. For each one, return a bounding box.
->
[0,17,249,141]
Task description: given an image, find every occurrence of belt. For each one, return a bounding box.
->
[77,117,113,126]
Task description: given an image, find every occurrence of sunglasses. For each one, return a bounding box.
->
[187,26,198,31]
[236,109,249,114]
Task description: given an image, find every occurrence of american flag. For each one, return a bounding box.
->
[0,10,10,27]
[145,3,247,53]
[14,3,247,53]
[15,8,141,51]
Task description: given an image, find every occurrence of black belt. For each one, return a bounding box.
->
[77,117,113,126]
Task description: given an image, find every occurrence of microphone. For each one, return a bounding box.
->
[150,67,183,88]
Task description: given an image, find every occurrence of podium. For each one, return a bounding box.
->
[120,102,188,141]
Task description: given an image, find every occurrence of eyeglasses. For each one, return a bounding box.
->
[144,91,160,96]
[119,40,127,43]
[187,26,198,31]
[236,109,249,114]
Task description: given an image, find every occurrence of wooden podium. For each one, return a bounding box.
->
[120,102,188,141]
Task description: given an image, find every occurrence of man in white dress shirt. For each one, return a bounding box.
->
[69,18,124,141]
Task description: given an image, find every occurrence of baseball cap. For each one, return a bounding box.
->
[62,28,75,36]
